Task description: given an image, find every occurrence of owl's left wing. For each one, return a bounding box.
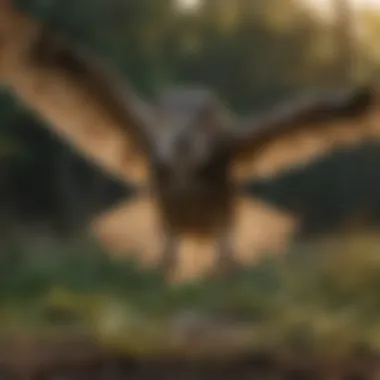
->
[0,1,154,186]
[227,86,380,181]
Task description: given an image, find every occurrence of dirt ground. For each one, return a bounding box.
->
[0,339,379,379]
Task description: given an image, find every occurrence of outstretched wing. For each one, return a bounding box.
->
[228,86,380,181]
[0,2,153,185]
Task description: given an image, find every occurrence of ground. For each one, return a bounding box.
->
[0,231,379,377]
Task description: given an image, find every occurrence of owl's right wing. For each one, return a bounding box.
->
[226,85,380,182]
[0,1,154,185]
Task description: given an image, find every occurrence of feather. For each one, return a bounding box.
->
[0,5,152,185]
[229,86,380,181]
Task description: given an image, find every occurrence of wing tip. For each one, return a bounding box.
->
[294,83,378,122]
[345,84,378,114]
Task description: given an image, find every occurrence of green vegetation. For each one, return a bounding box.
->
[0,234,380,357]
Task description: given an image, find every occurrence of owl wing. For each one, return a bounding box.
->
[0,2,153,185]
[227,86,380,182]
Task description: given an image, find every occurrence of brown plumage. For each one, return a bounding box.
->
[0,0,152,184]
[230,87,379,180]
[0,1,379,277]
[91,194,297,282]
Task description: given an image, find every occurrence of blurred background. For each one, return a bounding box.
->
[2,0,380,376]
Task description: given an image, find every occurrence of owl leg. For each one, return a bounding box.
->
[215,225,240,276]
[158,227,179,278]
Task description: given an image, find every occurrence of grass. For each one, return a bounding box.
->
[0,232,380,357]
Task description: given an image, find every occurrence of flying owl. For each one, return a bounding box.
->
[1,0,379,277]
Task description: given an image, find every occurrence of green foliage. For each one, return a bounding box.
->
[0,235,380,356]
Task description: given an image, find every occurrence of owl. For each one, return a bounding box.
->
[0,0,379,277]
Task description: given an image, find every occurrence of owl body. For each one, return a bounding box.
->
[152,152,234,235]
[144,88,236,234]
